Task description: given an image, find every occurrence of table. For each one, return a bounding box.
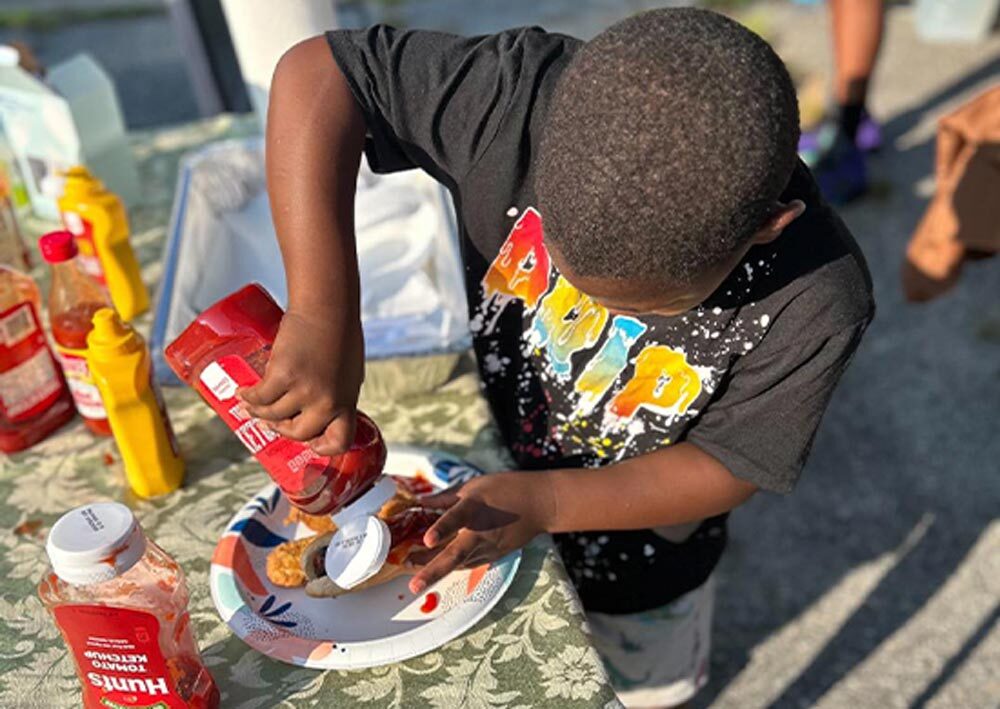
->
[0,116,620,708]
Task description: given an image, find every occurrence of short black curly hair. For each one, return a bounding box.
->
[536,8,800,286]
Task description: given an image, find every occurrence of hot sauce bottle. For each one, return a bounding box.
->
[164,283,386,515]
[39,230,112,436]
[39,502,220,709]
[0,265,75,451]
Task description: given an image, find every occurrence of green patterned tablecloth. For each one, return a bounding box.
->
[0,117,619,709]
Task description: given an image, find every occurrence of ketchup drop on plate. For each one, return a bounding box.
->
[420,592,439,614]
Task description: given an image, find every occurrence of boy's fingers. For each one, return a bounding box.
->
[269,409,331,442]
[416,489,461,509]
[423,499,473,548]
[238,373,290,407]
[409,535,474,594]
[308,413,357,456]
[243,393,301,423]
[404,545,443,568]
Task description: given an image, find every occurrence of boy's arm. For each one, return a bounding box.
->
[408,318,872,593]
[408,442,755,593]
[243,27,554,452]
[240,36,366,454]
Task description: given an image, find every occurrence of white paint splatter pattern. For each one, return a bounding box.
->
[468,207,782,465]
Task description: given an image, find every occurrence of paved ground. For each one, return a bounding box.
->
[362,4,1000,708]
[356,3,1000,705]
[704,6,1000,708]
[5,1,999,707]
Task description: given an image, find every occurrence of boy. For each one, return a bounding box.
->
[242,8,874,706]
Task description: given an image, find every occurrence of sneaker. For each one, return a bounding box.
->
[798,122,838,168]
[812,130,868,204]
[854,112,883,154]
[799,110,882,163]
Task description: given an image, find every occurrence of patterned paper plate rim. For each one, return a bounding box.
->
[209,445,521,669]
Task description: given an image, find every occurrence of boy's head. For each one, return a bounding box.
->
[536,8,803,316]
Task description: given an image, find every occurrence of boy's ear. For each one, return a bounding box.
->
[751,200,806,245]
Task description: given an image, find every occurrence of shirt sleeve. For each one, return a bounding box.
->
[325,25,550,185]
[685,320,870,494]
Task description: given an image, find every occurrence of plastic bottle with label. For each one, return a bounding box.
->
[87,308,185,498]
[39,502,220,709]
[57,165,148,321]
[164,283,387,515]
[40,230,111,436]
[0,265,75,451]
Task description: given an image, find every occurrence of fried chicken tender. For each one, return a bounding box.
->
[266,536,315,587]
[377,492,416,519]
[283,506,338,533]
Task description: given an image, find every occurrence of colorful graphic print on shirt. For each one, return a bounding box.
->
[469,207,779,466]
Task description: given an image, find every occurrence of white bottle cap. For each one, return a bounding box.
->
[324,514,391,590]
[330,475,397,527]
[0,46,20,68]
[46,502,147,585]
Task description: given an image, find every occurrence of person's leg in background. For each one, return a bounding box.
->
[830,0,884,145]
[803,0,885,203]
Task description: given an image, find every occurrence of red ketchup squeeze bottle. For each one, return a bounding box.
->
[39,502,219,709]
[0,265,75,451]
[164,283,386,515]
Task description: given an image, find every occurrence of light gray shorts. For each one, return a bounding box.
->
[588,575,714,708]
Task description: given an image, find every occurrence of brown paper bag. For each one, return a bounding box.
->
[903,85,1000,302]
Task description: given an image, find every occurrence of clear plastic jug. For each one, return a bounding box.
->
[916,0,1000,42]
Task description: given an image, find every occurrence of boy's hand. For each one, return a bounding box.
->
[239,308,364,456]
[407,472,556,594]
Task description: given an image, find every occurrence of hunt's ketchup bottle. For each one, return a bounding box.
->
[165,284,386,515]
[39,502,220,709]
[0,265,75,451]
[40,230,112,436]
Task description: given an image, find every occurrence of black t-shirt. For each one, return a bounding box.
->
[327,25,874,614]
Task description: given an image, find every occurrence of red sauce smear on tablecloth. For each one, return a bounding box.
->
[13,519,42,536]
[420,592,439,614]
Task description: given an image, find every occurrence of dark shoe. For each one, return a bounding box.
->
[812,131,869,205]
[799,111,882,163]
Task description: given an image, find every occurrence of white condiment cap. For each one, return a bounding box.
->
[330,475,397,527]
[46,502,147,585]
[323,514,391,590]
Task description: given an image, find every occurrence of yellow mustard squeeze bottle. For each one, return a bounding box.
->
[57,166,149,320]
[87,308,184,497]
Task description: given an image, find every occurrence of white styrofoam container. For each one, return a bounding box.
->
[151,137,472,398]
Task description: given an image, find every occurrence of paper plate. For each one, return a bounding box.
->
[209,446,521,669]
